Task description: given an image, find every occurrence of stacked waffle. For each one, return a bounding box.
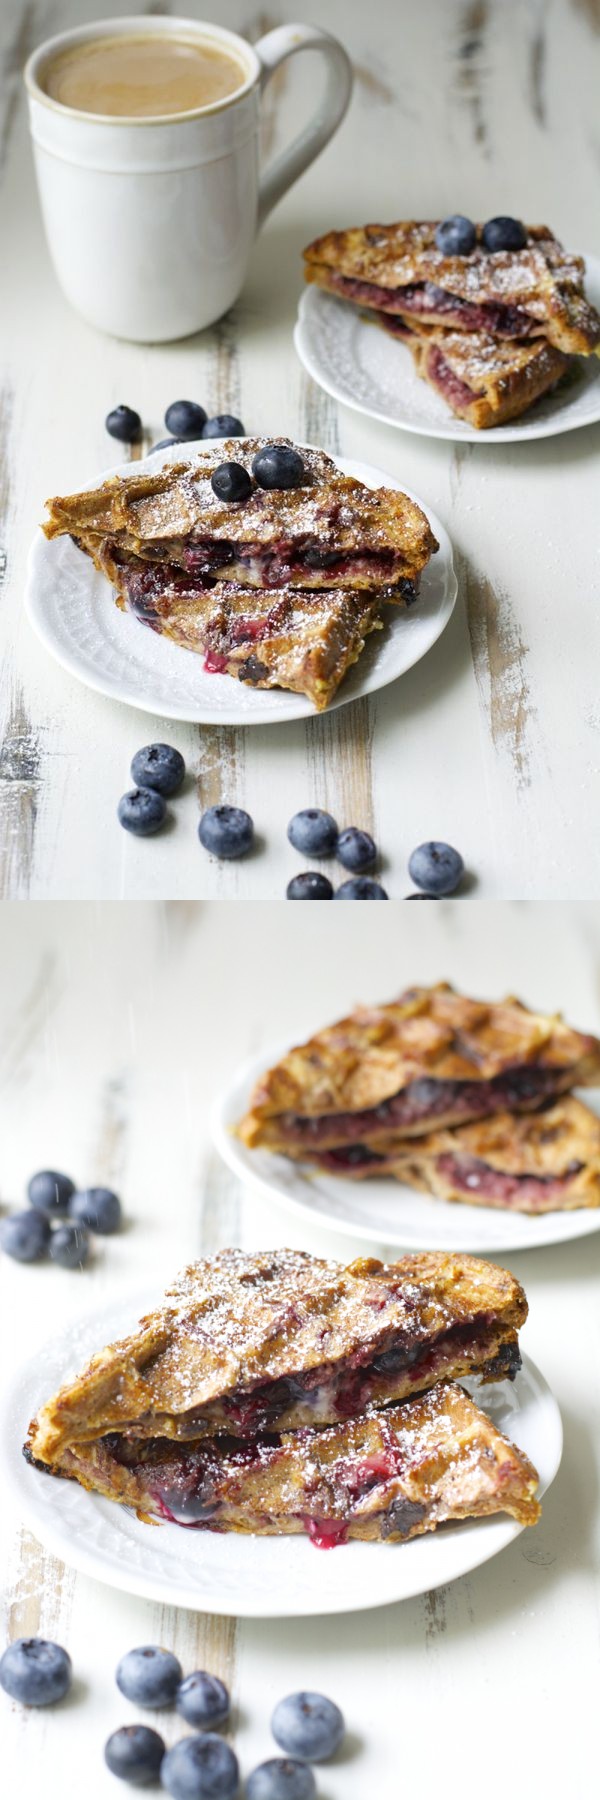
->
[42,439,438,709]
[238,982,600,1214]
[304,220,600,427]
[26,1246,540,1543]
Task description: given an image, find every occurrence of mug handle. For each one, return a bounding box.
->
[255,24,353,226]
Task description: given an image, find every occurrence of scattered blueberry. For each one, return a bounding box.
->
[0,1638,71,1706]
[407,841,464,896]
[131,744,186,798]
[405,892,437,900]
[481,216,527,253]
[106,405,142,444]
[160,1733,239,1798]
[116,1646,182,1710]
[286,873,333,900]
[164,401,207,440]
[434,215,476,256]
[27,1170,75,1215]
[49,1222,90,1269]
[271,1692,344,1763]
[69,1187,122,1234]
[252,445,304,490]
[105,1725,166,1787]
[210,462,253,504]
[287,809,338,857]
[335,878,388,899]
[118,789,166,836]
[198,805,254,859]
[202,414,246,439]
[0,1210,50,1263]
[176,1671,230,1731]
[336,827,377,872]
[246,1760,316,1800]
[150,439,181,454]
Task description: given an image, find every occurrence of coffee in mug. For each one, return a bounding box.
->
[41,32,247,118]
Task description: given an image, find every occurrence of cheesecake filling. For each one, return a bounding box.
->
[435,1152,584,1209]
[274,1065,572,1149]
[324,270,536,337]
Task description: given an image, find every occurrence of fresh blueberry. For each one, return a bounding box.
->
[434,215,476,256]
[176,1671,230,1730]
[49,1223,91,1269]
[286,873,333,900]
[336,827,377,872]
[405,892,437,900]
[198,805,254,859]
[106,405,142,444]
[160,1733,239,1798]
[0,1638,71,1706]
[481,216,527,253]
[105,1725,166,1786]
[69,1187,122,1233]
[246,1760,316,1800]
[271,1692,344,1763]
[0,1209,50,1262]
[27,1169,75,1215]
[407,841,464,896]
[202,414,246,439]
[164,401,207,440]
[116,1646,182,1710]
[150,439,181,454]
[252,445,305,490]
[118,789,166,836]
[210,462,253,504]
[335,878,388,899]
[287,809,338,857]
[131,744,186,798]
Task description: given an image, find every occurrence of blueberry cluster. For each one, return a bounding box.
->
[0,1168,122,1268]
[118,744,186,838]
[211,443,305,503]
[285,811,464,899]
[105,401,246,450]
[434,214,527,256]
[0,1638,345,1797]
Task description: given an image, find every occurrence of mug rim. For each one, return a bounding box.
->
[24,14,261,127]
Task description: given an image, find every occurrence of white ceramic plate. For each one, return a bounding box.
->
[4,1294,560,1617]
[294,256,600,443]
[25,444,456,725]
[212,1042,600,1255]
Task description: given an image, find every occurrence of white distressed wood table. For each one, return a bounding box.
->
[1,900,600,1799]
[1,0,599,900]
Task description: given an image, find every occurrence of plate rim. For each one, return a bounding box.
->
[25,443,456,726]
[295,258,600,444]
[2,1290,562,1617]
[211,1037,600,1255]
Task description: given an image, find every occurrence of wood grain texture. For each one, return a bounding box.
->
[1,900,600,1799]
[0,0,599,900]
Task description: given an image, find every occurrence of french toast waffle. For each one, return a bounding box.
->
[42,438,438,596]
[376,316,570,428]
[238,983,600,1154]
[31,1383,540,1539]
[25,1248,527,1466]
[304,221,600,355]
[297,1096,600,1215]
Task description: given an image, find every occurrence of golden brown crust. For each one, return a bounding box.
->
[375,317,570,428]
[26,1247,527,1468]
[238,983,600,1148]
[41,438,438,592]
[303,222,600,354]
[36,1383,541,1536]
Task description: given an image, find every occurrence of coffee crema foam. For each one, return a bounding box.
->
[41,34,247,118]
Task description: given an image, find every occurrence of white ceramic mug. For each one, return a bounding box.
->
[24,15,352,342]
